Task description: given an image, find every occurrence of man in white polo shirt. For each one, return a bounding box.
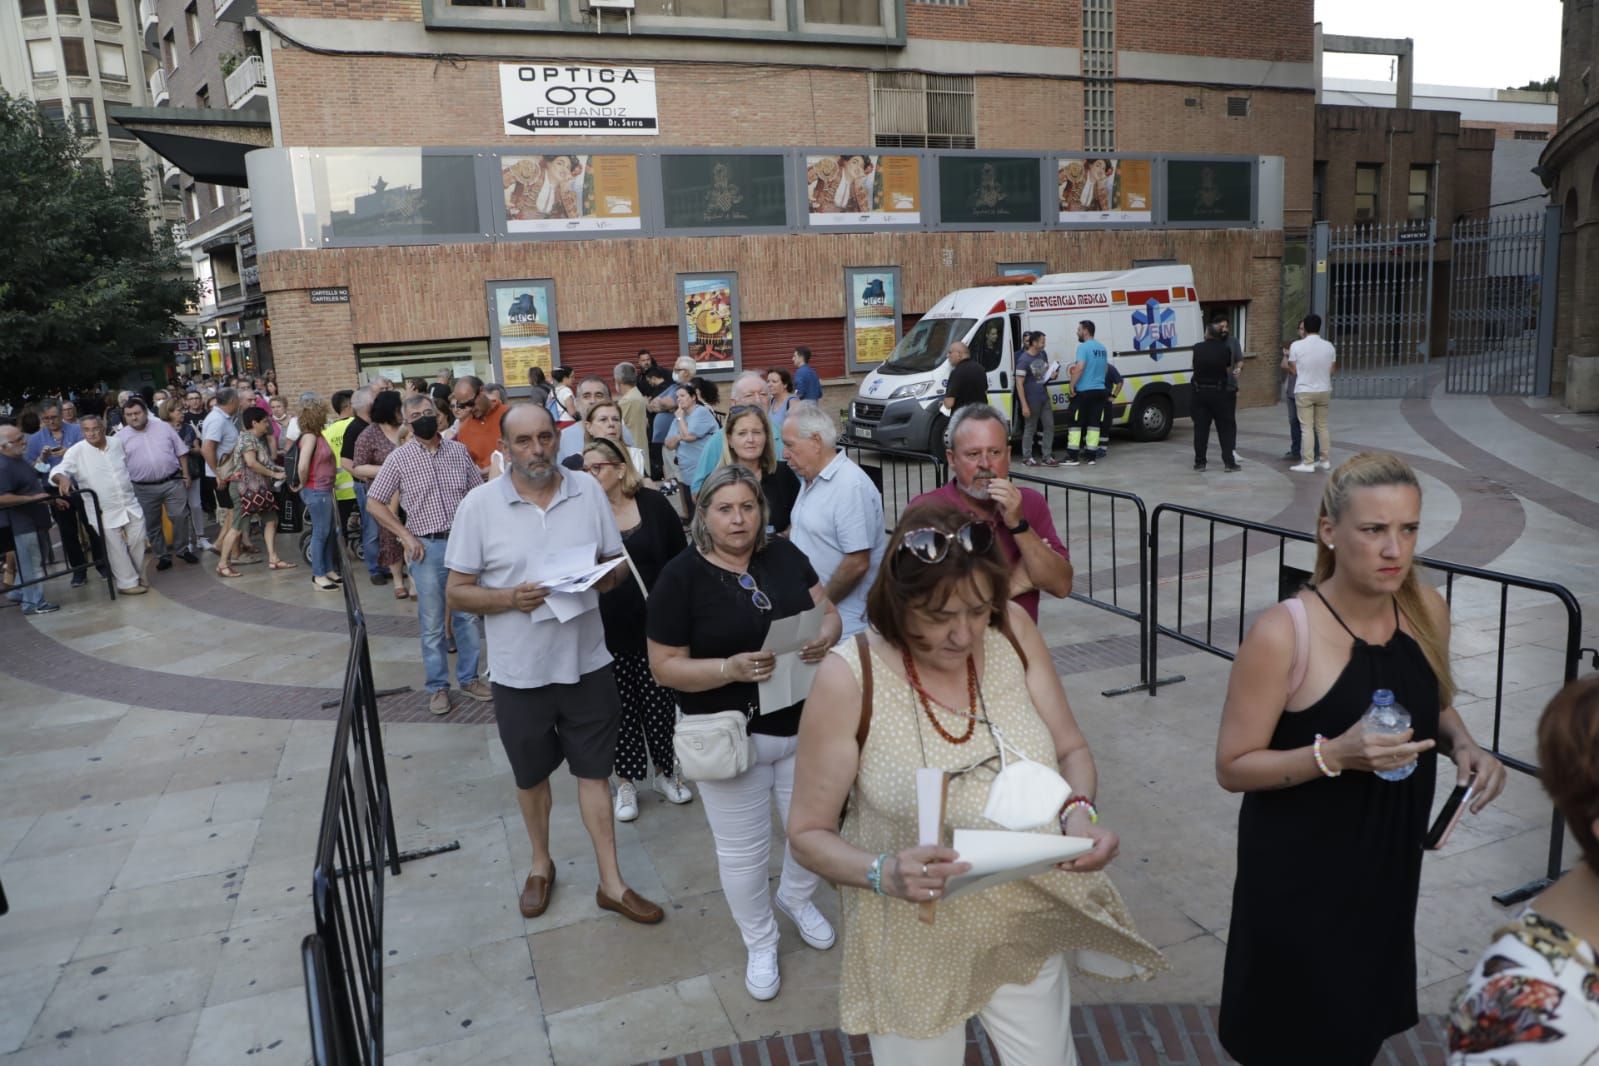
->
[1287,313,1337,473]
[445,403,664,927]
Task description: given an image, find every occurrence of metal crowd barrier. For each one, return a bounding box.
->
[1147,501,1585,906]
[841,440,947,532]
[1,488,117,602]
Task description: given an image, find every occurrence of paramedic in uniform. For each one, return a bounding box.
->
[1063,321,1111,466]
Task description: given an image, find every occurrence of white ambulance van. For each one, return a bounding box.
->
[845,265,1203,454]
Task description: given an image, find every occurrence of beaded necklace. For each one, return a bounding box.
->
[901,650,978,745]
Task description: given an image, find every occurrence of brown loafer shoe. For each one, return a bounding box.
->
[596,887,664,925]
[519,868,555,919]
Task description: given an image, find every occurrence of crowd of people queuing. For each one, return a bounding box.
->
[2,332,1595,1066]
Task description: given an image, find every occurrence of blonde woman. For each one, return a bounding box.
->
[563,399,646,478]
[715,404,798,535]
[1215,452,1507,1065]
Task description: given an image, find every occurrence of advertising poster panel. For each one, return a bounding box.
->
[805,154,921,226]
[677,274,740,373]
[1057,157,1152,224]
[845,267,902,371]
[937,157,1042,226]
[1165,159,1254,224]
[502,154,643,232]
[661,155,788,230]
[487,280,560,388]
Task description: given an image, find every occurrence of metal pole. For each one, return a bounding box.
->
[1534,203,1561,397]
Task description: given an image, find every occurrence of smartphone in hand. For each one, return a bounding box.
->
[1425,771,1479,851]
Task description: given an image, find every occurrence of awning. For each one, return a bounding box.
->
[105,107,272,188]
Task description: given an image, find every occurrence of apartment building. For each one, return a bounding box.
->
[118,0,1324,406]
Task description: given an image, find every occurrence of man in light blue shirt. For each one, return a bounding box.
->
[781,401,886,636]
[1064,320,1112,467]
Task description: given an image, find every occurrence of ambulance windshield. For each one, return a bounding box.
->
[880,317,977,374]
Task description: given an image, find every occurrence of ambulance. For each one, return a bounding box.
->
[845,265,1202,454]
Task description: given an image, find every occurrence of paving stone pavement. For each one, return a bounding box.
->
[0,381,1596,1066]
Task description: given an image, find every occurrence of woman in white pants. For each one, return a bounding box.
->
[647,465,842,1001]
[788,499,1165,1065]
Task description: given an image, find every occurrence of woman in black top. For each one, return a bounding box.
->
[1189,319,1241,472]
[584,437,692,821]
[647,465,843,1003]
[713,404,800,535]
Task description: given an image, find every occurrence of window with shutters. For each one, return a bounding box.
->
[1083,0,1114,151]
[185,3,201,48]
[95,41,127,80]
[57,0,82,16]
[871,72,975,150]
[37,99,66,126]
[72,99,97,134]
[62,38,89,77]
[87,0,119,22]
[20,0,48,16]
[27,39,58,77]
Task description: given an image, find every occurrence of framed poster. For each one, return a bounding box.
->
[805,153,921,227]
[1164,159,1254,225]
[845,266,902,372]
[498,63,659,136]
[660,154,789,231]
[1057,157,1152,224]
[997,262,1047,278]
[677,273,741,374]
[501,154,643,233]
[487,279,560,392]
[937,156,1043,227]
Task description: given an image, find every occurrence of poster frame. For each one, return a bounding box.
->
[799,148,930,233]
[1158,154,1258,229]
[489,150,653,241]
[486,278,561,397]
[675,271,743,377]
[996,261,1048,278]
[931,152,1050,232]
[843,265,903,373]
[655,149,797,236]
[1049,152,1161,230]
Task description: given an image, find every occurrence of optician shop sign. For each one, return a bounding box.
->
[499,64,659,137]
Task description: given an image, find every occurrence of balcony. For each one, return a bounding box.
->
[224,55,265,109]
[162,158,181,188]
[213,0,256,23]
[149,66,169,106]
[140,0,159,53]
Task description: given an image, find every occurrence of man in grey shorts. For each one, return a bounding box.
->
[445,404,664,925]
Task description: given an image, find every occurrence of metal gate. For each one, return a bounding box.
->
[1444,206,1561,396]
[1311,219,1436,399]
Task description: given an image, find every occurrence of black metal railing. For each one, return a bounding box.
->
[0,488,116,602]
[1147,501,1585,905]
[841,440,947,532]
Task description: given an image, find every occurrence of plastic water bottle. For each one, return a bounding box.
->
[1364,689,1416,781]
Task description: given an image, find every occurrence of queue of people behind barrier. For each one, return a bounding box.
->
[4,355,1594,1066]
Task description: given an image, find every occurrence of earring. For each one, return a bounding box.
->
[1325,542,1335,550]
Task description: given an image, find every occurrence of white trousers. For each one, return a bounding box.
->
[694,733,822,953]
[867,954,1076,1066]
[104,517,148,591]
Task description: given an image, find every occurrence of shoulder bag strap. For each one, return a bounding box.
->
[853,630,873,750]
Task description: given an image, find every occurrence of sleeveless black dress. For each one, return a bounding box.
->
[1219,592,1440,1065]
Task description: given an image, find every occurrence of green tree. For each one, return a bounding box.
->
[1509,77,1558,93]
[0,92,195,400]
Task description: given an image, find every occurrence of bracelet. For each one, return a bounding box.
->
[1061,795,1098,826]
[1313,734,1341,778]
[867,853,889,895]
[719,658,728,679]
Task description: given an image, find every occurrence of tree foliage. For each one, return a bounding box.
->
[0,92,195,399]
[1508,77,1558,93]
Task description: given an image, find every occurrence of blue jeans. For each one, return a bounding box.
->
[300,488,338,577]
[353,483,387,578]
[411,537,481,693]
[6,529,46,608]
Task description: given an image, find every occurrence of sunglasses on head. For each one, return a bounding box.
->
[895,521,996,565]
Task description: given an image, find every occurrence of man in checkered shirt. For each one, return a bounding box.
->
[369,393,491,716]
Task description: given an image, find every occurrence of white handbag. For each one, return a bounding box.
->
[672,710,755,782]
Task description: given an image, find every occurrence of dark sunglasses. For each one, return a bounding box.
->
[738,572,772,612]
[896,521,996,565]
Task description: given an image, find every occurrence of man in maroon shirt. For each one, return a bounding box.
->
[910,404,1072,621]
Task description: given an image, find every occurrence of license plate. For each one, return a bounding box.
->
[857,426,874,439]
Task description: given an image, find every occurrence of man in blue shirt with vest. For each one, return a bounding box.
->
[1064,320,1110,466]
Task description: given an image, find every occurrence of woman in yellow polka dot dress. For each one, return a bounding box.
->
[790,499,1165,1066]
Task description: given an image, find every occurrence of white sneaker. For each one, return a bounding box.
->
[744,948,780,1001]
[653,772,693,804]
[613,780,639,822]
[1316,460,1331,471]
[1290,463,1317,473]
[775,895,836,950]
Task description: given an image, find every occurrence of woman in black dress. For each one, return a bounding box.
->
[582,437,693,822]
[714,404,799,536]
[1215,452,1507,1065]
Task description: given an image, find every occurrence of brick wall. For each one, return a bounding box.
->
[976,76,1082,149]
[260,227,1282,398]
[1118,0,1312,61]
[905,0,1076,46]
[257,0,420,18]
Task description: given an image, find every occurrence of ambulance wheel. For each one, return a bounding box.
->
[1130,394,1172,441]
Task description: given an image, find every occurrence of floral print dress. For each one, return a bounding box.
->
[1449,911,1599,1064]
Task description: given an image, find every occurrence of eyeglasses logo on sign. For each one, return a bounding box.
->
[499,64,660,137]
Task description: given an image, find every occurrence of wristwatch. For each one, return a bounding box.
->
[1006,518,1030,535]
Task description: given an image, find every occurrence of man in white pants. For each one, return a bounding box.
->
[52,415,148,595]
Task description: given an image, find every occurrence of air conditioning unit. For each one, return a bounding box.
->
[587,0,635,9]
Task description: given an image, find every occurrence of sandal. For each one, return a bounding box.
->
[268,560,297,570]
[394,586,410,600]
[215,565,243,579]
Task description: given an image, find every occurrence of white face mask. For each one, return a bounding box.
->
[981,724,1071,831]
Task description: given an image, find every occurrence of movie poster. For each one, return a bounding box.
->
[1057,157,1152,224]
[501,154,643,233]
[488,280,560,386]
[678,274,739,373]
[846,267,901,371]
[806,154,921,226]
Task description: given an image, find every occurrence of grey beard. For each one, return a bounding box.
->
[957,476,992,502]
[513,458,558,484]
